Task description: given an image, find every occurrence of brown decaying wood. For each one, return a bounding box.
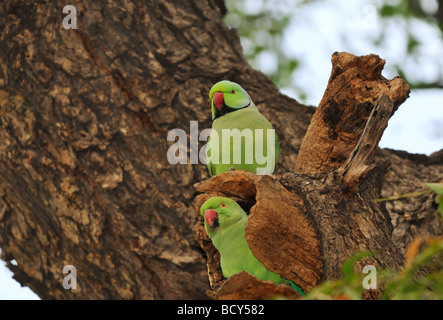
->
[341,94,395,189]
[0,0,442,300]
[246,175,322,291]
[295,52,410,175]
[206,271,302,300]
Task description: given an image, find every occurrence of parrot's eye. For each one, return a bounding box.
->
[230,89,236,94]
[220,203,227,208]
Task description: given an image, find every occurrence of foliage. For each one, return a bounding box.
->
[379,0,443,33]
[224,0,443,103]
[305,239,443,300]
[224,0,303,97]
[305,181,443,300]
[382,236,443,299]
[305,251,375,300]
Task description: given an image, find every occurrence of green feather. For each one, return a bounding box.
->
[206,80,279,176]
[201,197,305,296]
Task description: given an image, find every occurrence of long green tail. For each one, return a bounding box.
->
[288,280,306,297]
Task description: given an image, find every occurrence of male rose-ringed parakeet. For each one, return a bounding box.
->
[206,80,279,176]
[200,196,305,296]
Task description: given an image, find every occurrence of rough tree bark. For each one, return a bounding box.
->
[0,1,442,299]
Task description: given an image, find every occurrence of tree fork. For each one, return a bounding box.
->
[194,52,411,299]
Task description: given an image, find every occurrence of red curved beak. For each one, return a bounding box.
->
[213,92,224,110]
[204,209,218,226]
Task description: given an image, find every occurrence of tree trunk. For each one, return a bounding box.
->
[0,0,442,299]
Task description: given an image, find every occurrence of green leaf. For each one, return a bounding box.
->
[380,5,397,17]
[407,35,421,54]
[425,182,443,195]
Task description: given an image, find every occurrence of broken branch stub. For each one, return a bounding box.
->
[340,94,395,189]
[295,52,410,176]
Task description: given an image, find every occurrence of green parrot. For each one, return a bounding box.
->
[200,196,305,296]
[206,80,279,177]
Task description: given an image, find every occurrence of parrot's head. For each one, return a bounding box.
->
[200,196,247,237]
[209,80,251,121]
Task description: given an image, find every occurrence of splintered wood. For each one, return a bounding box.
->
[295,52,410,176]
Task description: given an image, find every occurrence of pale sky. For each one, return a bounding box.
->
[0,251,38,299]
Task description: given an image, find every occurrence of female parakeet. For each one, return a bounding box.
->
[200,196,304,296]
[206,80,279,177]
